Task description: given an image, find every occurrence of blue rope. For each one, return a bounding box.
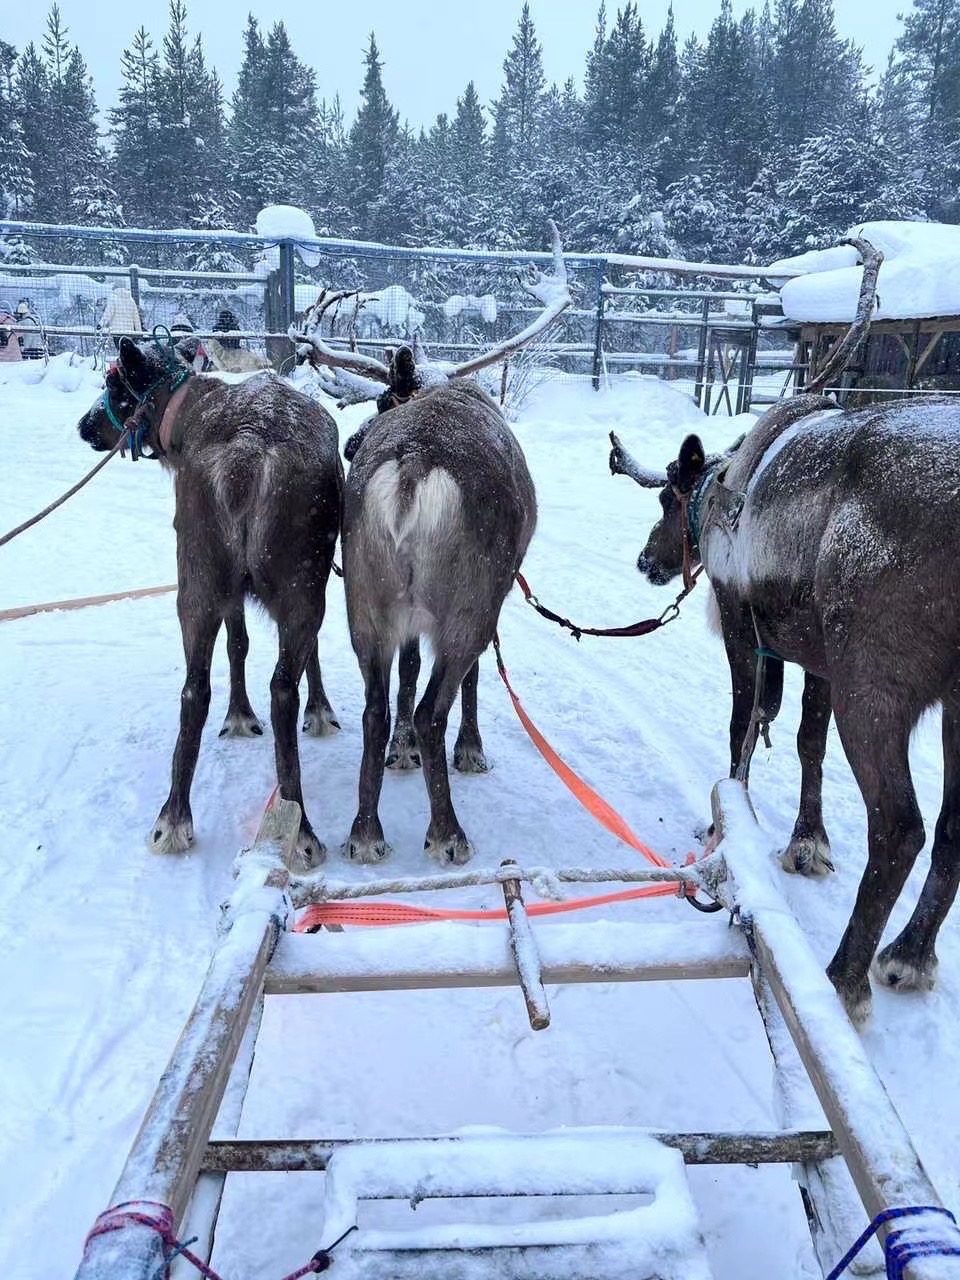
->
[825,1206,960,1279]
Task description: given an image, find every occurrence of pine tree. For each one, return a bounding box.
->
[772,0,867,148]
[452,81,487,196]
[647,6,682,185]
[582,4,649,154]
[882,0,960,218]
[491,4,546,176]
[0,40,34,217]
[151,0,225,226]
[109,27,164,227]
[345,33,399,236]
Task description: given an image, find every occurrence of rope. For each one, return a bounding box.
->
[83,1200,358,1278]
[0,430,127,548]
[825,1205,960,1279]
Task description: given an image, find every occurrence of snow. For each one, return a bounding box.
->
[443,294,499,325]
[2,370,960,1280]
[770,219,960,322]
[254,204,323,267]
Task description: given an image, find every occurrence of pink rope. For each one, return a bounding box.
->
[83,1200,336,1278]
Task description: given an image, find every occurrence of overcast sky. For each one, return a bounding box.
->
[3,1,907,129]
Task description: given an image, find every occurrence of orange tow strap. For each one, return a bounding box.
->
[294,634,694,932]
[491,633,672,868]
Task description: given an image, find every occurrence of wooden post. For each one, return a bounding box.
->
[500,860,550,1030]
[74,798,300,1280]
[711,778,960,1280]
[128,264,140,308]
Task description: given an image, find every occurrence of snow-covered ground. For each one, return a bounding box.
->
[1,357,959,1280]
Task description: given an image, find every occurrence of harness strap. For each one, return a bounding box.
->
[513,569,700,641]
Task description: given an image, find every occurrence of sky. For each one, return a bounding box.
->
[2,0,908,130]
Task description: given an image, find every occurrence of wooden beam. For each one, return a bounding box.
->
[711,779,960,1280]
[500,861,550,1030]
[201,1129,837,1174]
[74,799,300,1280]
[265,920,751,995]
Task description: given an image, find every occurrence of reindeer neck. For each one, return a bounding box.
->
[156,380,194,455]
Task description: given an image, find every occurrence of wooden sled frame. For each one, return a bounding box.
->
[75,784,960,1280]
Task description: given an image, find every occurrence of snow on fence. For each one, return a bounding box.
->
[0,219,799,410]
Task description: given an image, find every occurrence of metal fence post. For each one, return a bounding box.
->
[265,239,296,370]
[693,296,711,409]
[591,260,607,391]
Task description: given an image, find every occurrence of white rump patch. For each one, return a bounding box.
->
[366,461,461,548]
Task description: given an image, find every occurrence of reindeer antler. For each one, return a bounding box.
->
[293,222,573,407]
[290,287,392,386]
[447,220,573,379]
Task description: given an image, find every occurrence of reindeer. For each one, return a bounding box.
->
[612,238,960,1022]
[292,223,570,861]
[77,336,343,871]
[78,338,341,742]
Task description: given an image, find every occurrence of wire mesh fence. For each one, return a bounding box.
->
[0,220,800,411]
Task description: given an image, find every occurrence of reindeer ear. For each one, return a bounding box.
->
[676,434,706,492]
[118,337,151,393]
[391,344,418,396]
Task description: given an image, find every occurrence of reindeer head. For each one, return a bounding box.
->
[77,337,196,453]
[609,431,707,586]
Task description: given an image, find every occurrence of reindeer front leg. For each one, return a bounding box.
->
[781,672,834,876]
[151,596,221,854]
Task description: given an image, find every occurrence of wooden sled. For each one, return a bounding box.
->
[75,783,960,1280]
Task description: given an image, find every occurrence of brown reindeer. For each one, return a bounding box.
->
[77,338,343,871]
[612,239,960,1022]
[292,223,570,861]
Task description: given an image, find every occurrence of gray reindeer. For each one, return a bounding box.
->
[293,223,570,862]
[611,240,960,1021]
[78,337,343,871]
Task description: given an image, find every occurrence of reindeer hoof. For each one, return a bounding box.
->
[425,831,474,866]
[386,734,421,770]
[287,827,326,873]
[343,835,392,863]
[873,944,938,993]
[303,705,340,737]
[828,967,872,1026]
[219,709,264,738]
[781,834,833,877]
[148,815,194,855]
[453,742,489,774]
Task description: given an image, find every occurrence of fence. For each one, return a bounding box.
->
[0,220,802,413]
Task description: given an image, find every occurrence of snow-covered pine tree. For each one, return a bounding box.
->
[345,33,399,238]
[646,5,682,188]
[17,7,100,225]
[771,0,867,149]
[0,41,34,218]
[152,0,225,228]
[582,3,649,155]
[109,27,164,229]
[882,0,960,219]
[490,4,546,243]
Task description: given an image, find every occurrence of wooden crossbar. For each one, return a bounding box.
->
[264,920,751,994]
[201,1129,838,1174]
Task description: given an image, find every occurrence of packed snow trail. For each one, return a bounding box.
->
[0,359,958,1279]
